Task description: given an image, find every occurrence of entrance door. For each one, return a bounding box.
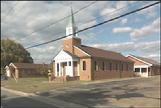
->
[73,61,78,76]
[62,62,67,76]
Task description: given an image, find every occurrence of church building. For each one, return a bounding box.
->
[53,8,134,81]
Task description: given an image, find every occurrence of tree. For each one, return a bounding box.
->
[1,39,33,74]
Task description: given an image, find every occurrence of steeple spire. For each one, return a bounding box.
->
[66,6,78,37]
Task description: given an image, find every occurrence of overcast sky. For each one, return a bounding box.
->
[1,1,160,63]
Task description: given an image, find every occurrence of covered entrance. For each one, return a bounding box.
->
[54,50,79,77]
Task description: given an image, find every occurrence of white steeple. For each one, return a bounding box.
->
[66,7,78,37]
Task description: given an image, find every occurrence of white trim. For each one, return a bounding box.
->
[127,55,152,66]
[74,46,91,56]
[134,65,149,68]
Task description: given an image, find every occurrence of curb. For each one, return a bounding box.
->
[1,87,35,97]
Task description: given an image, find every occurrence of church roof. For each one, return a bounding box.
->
[128,55,160,66]
[9,63,50,69]
[76,45,133,63]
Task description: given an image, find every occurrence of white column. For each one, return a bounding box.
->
[147,67,148,76]
[66,61,69,76]
[59,62,61,77]
[71,61,73,77]
[140,67,142,75]
[55,62,57,77]
[62,63,63,76]
[77,62,79,76]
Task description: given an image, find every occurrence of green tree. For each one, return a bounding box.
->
[1,39,33,74]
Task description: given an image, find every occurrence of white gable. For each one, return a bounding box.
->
[54,50,78,62]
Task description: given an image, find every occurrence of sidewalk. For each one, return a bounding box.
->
[1,87,87,108]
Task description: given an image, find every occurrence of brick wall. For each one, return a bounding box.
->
[79,58,92,80]
[63,37,81,54]
[92,57,134,80]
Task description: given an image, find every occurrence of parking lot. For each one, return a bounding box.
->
[39,76,160,107]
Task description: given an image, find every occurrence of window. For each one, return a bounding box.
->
[68,61,71,66]
[134,68,140,72]
[109,63,112,71]
[102,62,105,71]
[94,61,97,71]
[141,68,147,73]
[83,61,86,70]
[94,61,99,71]
[57,63,59,72]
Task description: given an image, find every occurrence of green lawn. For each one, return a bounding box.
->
[1,77,85,93]
[1,76,140,93]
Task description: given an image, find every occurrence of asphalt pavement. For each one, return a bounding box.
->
[1,89,57,108]
[1,76,160,108]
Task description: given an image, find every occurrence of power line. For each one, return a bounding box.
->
[23,1,97,37]
[23,1,136,45]
[2,1,97,41]
[25,1,160,49]
[77,1,147,28]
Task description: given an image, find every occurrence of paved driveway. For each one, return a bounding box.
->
[39,76,160,108]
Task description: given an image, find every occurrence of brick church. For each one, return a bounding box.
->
[53,8,134,81]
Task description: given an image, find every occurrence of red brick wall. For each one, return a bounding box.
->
[79,58,92,80]
[63,37,81,54]
[91,58,134,80]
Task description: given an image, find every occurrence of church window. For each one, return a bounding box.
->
[83,61,86,70]
[102,62,105,71]
[69,61,71,66]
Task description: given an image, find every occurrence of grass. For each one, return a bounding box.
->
[1,76,147,93]
[1,77,85,93]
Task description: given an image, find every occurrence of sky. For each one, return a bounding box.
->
[1,1,160,64]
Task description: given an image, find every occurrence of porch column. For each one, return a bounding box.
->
[59,62,61,77]
[147,67,148,76]
[61,63,63,76]
[77,62,79,76]
[55,62,57,77]
[140,67,141,75]
[71,61,73,76]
